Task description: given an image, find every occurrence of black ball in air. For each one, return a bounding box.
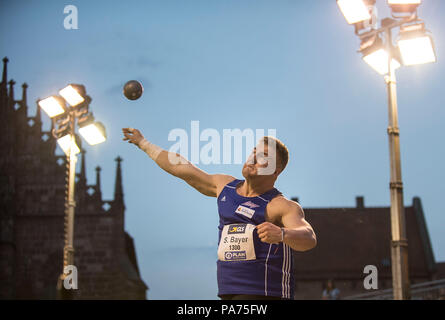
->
[123,80,143,100]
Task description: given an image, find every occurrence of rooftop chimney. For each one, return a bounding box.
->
[356,196,365,209]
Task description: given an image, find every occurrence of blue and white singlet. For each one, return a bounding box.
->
[216,179,294,299]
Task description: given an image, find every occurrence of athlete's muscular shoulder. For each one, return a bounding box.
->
[265,196,304,225]
[214,174,237,198]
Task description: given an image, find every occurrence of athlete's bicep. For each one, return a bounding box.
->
[176,164,216,196]
[279,200,312,230]
[176,163,234,197]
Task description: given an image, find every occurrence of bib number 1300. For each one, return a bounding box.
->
[218,223,256,261]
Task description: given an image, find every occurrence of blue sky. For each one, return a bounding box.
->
[1,0,444,299]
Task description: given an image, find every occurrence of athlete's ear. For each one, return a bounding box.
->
[274,167,282,177]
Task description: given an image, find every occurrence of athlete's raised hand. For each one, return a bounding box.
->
[122,128,144,147]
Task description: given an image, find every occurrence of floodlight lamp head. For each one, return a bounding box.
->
[59,84,88,108]
[38,95,67,119]
[397,23,437,66]
[337,0,373,25]
[79,121,107,146]
[388,0,421,16]
[360,35,401,75]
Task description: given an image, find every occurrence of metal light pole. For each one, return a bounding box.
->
[55,111,78,300]
[65,131,77,270]
[384,27,410,301]
[337,0,437,300]
[38,84,107,299]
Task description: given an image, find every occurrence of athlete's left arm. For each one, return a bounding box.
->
[257,198,317,252]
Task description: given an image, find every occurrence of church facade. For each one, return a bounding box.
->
[0,57,147,299]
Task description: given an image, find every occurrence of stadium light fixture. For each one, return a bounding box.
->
[79,121,107,146]
[388,0,421,13]
[337,0,372,25]
[360,36,401,74]
[59,84,85,107]
[57,134,80,156]
[397,23,436,66]
[338,0,436,302]
[38,96,66,118]
[39,83,107,299]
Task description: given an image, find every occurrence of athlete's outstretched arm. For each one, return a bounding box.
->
[122,128,234,197]
[257,198,317,252]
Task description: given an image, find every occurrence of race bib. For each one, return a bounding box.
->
[217,223,256,262]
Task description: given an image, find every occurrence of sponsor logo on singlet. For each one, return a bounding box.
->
[241,201,260,208]
[228,224,246,234]
[225,251,247,261]
[235,205,255,219]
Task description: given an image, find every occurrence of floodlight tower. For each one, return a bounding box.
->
[337,0,437,300]
[38,84,107,299]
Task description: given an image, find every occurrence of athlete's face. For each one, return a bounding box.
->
[242,142,277,178]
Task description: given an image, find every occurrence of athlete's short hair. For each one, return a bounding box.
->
[261,136,289,173]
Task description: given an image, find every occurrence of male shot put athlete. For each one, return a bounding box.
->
[122,128,317,300]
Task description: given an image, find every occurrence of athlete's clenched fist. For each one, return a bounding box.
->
[256,222,284,245]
